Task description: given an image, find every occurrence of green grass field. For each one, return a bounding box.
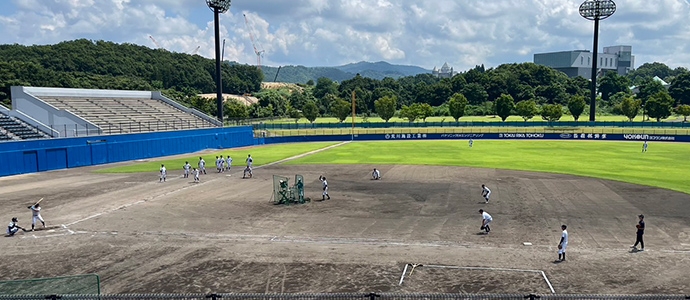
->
[285,140,690,195]
[261,115,682,124]
[97,142,338,173]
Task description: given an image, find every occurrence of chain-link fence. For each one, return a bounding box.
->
[46,119,218,138]
[0,293,688,300]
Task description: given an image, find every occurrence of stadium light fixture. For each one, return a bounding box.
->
[206,0,232,125]
[579,0,616,122]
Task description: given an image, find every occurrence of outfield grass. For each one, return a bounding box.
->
[285,140,690,195]
[264,127,690,137]
[261,115,681,124]
[96,142,338,173]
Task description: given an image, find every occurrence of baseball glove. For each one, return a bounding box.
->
[558,245,562,249]
[636,224,641,229]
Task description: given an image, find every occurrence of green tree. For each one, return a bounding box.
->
[399,105,418,122]
[668,72,690,105]
[418,103,433,121]
[598,72,632,101]
[495,94,515,121]
[448,93,468,122]
[374,95,397,122]
[287,105,302,123]
[302,101,319,123]
[675,104,690,122]
[567,95,587,122]
[618,96,641,122]
[461,83,488,105]
[540,104,563,123]
[515,100,539,121]
[313,77,338,100]
[330,98,351,123]
[646,91,675,122]
[224,99,249,121]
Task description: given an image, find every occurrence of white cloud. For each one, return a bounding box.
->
[0,0,690,72]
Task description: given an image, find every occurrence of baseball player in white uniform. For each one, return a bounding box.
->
[243,154,253,178]
[642,141,648,153]
[225,156,232,171]
[28,204,46,231]
[479,209,492,234]
[319,175,330,200]
[159,164,167,182]
[183,161,191,178]
[558,225,568,262]
[215,156,221,173]
[481,184,491,203]
[7,217,24,236]
[193,168,200,182]
[372,168,381,180]
[198,157,206,174]
[469,138,473,148]
[219,155,226,172]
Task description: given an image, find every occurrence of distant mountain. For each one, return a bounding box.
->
[336,61,430,78]
[258,61,431,84]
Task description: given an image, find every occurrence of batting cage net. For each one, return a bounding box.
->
[272,175,290,204]
[0,274,100,295]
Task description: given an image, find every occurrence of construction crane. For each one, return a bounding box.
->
[243,13,265,70]
[188,46,200,55]
[148,35,161,49]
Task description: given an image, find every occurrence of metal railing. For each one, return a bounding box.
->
[0,293,687,300]
[256,127,690,137]
[253,121,690,131]
[46,119,218,138]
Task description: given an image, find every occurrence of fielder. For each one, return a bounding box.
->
[557,225,568,262]
[642,141,648,153]
[469,138,473,148]
[479,209,492,234]
[28,203,46,231]
[198,157,206,174]
[243,166,253,179]
[215,156,221,173]
[7,217,25,236]
[219,155,225,173]
[159,164,167,182]
[183,161,191,178]
[372,168,381,180]
[481,184,491,203]
[225,156,233,171]
[193,168,200,182]
[319,175,330,200]
[631,214,645,251]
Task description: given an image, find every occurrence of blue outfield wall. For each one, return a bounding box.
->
[0,126,254,177]
[260,132,690,144]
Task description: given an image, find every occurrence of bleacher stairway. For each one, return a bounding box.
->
[41,97,216,134]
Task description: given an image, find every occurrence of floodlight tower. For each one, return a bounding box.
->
[579,0,616,122]
[206,0,232,125]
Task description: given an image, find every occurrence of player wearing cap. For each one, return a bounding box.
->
[159,164,167,182]
[481,184,491,203]
[372,168,381,180]
[479,209,492,234]
[319,175,330,200]
[183,161,191,178]
[7,217,25,236]
[557,225,568,262]
[631,214,645,251]
[198,157,206,175]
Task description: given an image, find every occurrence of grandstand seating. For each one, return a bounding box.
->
[40,97,216,134]
[0,114,49,140]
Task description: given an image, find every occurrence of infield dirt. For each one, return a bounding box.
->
[0,159,688,294]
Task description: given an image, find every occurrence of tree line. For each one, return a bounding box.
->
[0,39,263,108]
[236,62,690,123]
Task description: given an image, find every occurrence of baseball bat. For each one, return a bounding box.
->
[35,198,44,205]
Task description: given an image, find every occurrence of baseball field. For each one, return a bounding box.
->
[0,140,688,295]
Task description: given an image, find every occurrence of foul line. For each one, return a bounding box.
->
[61,142,350,229]
[399,264,556,294]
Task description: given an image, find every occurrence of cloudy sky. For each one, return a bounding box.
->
[1,0,689,72]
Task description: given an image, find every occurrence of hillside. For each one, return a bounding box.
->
[260,61,431,84]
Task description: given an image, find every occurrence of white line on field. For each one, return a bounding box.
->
[61,142,350,229]
[421,264,556,294]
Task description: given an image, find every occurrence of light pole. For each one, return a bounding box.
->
[206,0,232,125]
[579,0,616,122]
